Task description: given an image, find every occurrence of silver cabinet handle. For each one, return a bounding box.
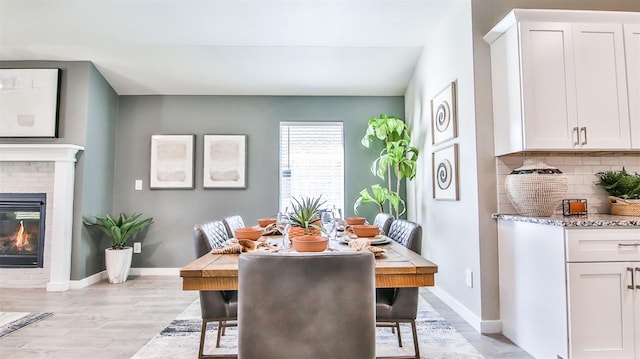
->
[635,268,640,289]
[618,243,640,247]
[573,127,580,146]
[580,127,587,145]
[628,267,635,290]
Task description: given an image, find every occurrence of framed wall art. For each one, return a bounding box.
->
[149,134,195,189]
[432,143,459,201]
[0,68,61,138]
[431,81,457,145]
[203,135,247,189]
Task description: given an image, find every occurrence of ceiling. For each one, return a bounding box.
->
[0,0,454,96]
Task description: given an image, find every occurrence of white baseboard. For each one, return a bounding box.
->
[428,286,502,334]
[68,268,179,289]
[69,271,107,289]
[129,267,180,276]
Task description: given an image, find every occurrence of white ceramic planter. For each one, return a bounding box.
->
[105,247,133,284]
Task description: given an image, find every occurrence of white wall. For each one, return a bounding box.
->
[405,0,493,331]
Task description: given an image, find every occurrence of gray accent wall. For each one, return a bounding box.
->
[114,96,404,268]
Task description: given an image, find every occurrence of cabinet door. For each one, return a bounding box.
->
[567,262,635,358]
[625,23,640,149]
[573,23,631,149]
[519,22,576,150]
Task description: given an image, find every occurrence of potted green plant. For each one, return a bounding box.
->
[83,212,153,283]
[355,114,418,218]
[595,168,640,216]
[287,196,328,252]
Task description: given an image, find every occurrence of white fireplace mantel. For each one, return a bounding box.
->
[0,143,84,291]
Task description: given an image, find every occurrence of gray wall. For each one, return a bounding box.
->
[114,96,404,268]
[0,61,118,280]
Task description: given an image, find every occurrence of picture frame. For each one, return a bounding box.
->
[0,68,61,138]
[203,134,247,189]
[149,134,195,189]
[432,144,459,201]
[431,81,457,145]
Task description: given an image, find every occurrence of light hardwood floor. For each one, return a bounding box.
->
[0,276,531,358]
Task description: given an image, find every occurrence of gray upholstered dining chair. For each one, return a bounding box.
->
[193,220,238,359]
[376,218,423,359]
[238,251,376,359]
[373,212,394,235]
[223,215,245,238]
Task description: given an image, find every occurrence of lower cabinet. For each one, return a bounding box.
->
[567,262,637,358]
[498,220,640,359]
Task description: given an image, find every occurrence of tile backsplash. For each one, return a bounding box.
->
[496,154,640,215]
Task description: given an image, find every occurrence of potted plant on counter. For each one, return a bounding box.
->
[83,212,153,283]
[595,168,640,216]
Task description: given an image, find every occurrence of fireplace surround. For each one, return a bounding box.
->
[0,144,83,291]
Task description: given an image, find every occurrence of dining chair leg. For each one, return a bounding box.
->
[410,319,420,359]
[215,320,224,348]
[199,320,208,359]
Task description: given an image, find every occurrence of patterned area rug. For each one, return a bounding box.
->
[133,296,484,359]
[0,312,52,337]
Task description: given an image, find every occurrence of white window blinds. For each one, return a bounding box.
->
[279,122,344,214]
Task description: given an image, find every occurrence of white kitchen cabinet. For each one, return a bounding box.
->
[626,23,640,149]
[484,10,638,155]
[497,218,640,359]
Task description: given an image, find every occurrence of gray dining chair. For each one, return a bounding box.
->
[193,220,238,359]
[373,212,394,235]
[376,219,423,359]
[223,215,245,238]
[238,251,376,359]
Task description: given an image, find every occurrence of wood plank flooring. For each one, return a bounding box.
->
[0,276,531,358]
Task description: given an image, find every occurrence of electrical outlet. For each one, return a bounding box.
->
[133,242,141,253]
[465,269,473,288]
[134,180,143,191]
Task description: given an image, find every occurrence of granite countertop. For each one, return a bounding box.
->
[492,213,640,227]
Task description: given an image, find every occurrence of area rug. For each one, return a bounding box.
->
[0,312,52,337]
[132,296,484,359]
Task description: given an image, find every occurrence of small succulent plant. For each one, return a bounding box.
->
[289,196,326,234]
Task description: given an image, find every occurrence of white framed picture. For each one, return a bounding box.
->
[432,143,459,201]
[203,135,247,189]
[149,134,195,189]
[0,68,61,137]
[431,81,457,145]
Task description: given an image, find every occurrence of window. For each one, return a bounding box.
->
[279,122,344,214]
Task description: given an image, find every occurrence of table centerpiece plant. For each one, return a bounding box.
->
[83,212,153,283]
[287,195,328,252]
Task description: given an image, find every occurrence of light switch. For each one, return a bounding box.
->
[134,180,143,191]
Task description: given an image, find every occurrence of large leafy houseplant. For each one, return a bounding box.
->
[355,114,418,218]
[83,212,153,250]
[594,168,640,199]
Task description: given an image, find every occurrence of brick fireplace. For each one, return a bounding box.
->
[0,144,83,291]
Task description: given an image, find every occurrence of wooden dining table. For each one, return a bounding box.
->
[180,237,438,290]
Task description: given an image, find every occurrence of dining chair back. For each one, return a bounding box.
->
[372,212,394,235]
[377,218,423,358]
[387,218,422,255]
[193,220,238,358]
[223,215,245,238]
[238,251,376,359]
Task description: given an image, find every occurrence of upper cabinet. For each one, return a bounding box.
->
[484,10,640,156]
[626,23,640,150]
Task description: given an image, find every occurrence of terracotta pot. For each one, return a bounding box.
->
[351,224,380,237]
[345,217,366,225]
[291,235,328,252]
[257,218,276,227]
[289,223,321,238]
[235,227,263,240]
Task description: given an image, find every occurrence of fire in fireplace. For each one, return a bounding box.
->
[0,193,46,268]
